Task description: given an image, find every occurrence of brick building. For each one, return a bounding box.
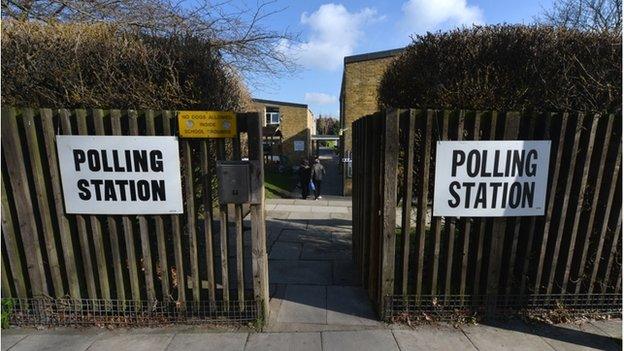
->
[251,98,316,166]
[339,48,404,195]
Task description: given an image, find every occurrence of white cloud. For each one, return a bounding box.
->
[401,0,484,34]
[304,92,337,105]
[279,4,382,71]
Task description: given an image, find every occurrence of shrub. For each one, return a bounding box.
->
[379,25,621,112]
[1,20,251,111]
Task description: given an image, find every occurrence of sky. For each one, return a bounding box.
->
[243,0,553,117]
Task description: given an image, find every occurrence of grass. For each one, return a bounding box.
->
[264,170,295,199]
[1,299,14,328]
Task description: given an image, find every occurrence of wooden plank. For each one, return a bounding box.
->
[431,110,449,295]
[560,114,599,294]
[145,110,170,300]
[232,134,245,309]
[1,176,27,297]
[601,210,622,295]
[110,110,141,301]
[1,256,11,297]
[200,141,216,302]
[361,117,372,286]
[1,107,48,296]
[574,114,616,296]
[22,108,64,297]
[444,110,460,302]
[545,113,584,296]
[534,113,568,296]
[486,111,520,317]
[381,108,400,303]
[216,139,230,304]
[400,110,416,296]
[415,110,431,297]
[182,139,200,303]
[246,112,270,317]
[587,145,621,296]
[88,109,111,301]
[368,115,382,305]
[41,109,81,298]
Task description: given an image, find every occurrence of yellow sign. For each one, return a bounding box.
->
[177,111,237,138]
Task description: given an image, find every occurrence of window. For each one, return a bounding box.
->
[266,107,280,125]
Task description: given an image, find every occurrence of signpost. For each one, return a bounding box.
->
[178,110,237,138]
[433,140,551,217]
[56,135,183,214]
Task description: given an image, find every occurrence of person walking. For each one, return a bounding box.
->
[298,158,312,199]
[311,157,325,200]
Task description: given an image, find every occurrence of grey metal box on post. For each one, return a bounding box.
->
[216,161,251,204]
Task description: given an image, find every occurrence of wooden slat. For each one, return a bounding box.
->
[1,176,27,297]
[444,110,459,302]
[534,113,568,295]
[22,108,64,297]
[1,255,11,297]
[380,109,399,302]
[486,111,520,316]
[574,115,616,296]
[41,108,81,298]
[216,140,230,303]
[232,133,245,309]
[587,145,621,296]
[110,110,141,301]
[546,113,584,296]
[560,114,599,294]
[200,141,216,302]
[1,107,48,296]
[88,109,111,301]
[246,112,270,317]
[182,139,200,303]
[415,110,431,297]
[431,110,448,295]
[601,210,622,295]
[400,110,416,296]
[368,115,382,305]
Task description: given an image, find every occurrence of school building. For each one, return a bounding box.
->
[339,48,404,195]
[251,98,316,166]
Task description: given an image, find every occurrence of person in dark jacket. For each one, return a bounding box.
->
[311,157,325,200]
[298,158,312,199]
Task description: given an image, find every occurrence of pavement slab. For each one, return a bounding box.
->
[461,320,556,351]
[392,327,477,351]
[269,241,302,259]
[269,260,332,285]
[88,333,174,351]
[590,319,623,339]
[332,260,359,285]
[166,333,248,351]
[277,285,327,324]
[8,334,100,351]
[531,322,620,351]
[326,286,379,326]
[300,241,352,260]
[245,332,321,351]
[1,334,28,351]
[277,229,332,244]
[322,330,399,351]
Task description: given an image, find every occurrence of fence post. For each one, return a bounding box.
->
[486,111,521,317]
[380,108,400,317]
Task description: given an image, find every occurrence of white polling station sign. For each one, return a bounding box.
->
[56,136,183,215]
[433,140,551,217]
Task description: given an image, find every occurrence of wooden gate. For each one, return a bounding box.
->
[1,107,269,326]
[352,108,622,320]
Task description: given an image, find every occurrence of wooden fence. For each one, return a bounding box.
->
[352,109,622,319]
[0,107,269,325]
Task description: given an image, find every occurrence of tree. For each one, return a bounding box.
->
[1,0,297,78]
[316,115,339,135]
[539,0,622,32]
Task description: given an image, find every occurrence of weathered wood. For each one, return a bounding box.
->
[601,210,622,295]
[534,113,568,295]
[200,141,216,302]
[182,139,200,303]
[486,111,520,316]
[246,112,270,317]
[1,107,48,296]
[560,114,599,294]
[1,176,28,297]
[415,110,431,297]
[381,109,399,303]
[587,146,621,296]
[232,133,246,309]
[431,110,449,296]
[22,108,64,297]
[574,115,616,296]
[400,110,416,296]
[41,108,81,298]
[1,256,12,297]
[546,113,584,296]
[110,110,141,301]
[444,110,458,302]
[216,139,230,303]
[89,109,111,301]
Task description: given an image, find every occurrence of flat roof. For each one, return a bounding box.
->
[344,48,404,64]
[252,98,308,109]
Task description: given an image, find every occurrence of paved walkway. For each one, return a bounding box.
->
[2,197,622,350]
